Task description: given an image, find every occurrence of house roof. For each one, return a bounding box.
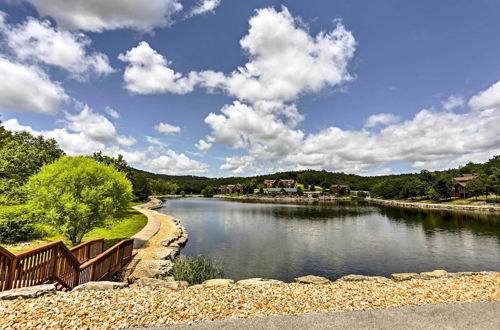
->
[268,188,297,193]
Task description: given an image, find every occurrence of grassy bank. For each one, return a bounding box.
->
[4,202,148,253]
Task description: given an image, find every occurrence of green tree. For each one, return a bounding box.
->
[201,186,214,197]
[25,156,132,245]
[309,184,316,192]
[466,178,485,200]
[432,173,453,200]
[131,172,152,202]
[427,187,440,201]
[0,130,65,203]
[486,168,500,197]
[296,186,304,196]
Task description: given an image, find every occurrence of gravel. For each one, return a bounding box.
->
[0,273,498,329]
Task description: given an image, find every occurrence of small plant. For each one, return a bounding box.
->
[171,255,224,284]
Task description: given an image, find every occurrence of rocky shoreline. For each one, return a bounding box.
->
[367,198,500,213]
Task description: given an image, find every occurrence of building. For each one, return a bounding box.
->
[216,184,245,194]
[453,174,479,198]
[267,187,297,195]
[331,184,351,196]
[263,179,295,189]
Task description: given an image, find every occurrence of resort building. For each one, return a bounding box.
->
[453,174,479,198]
[330,184,351,196]
[266,187,297,195]
[216,184,244,194]
[263,179,295,188]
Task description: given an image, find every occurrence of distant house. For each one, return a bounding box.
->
[216,184,244,194]
[267,187,297,195]
[263,179,295,188]
[453,174,479,198]
[331,184,351,196]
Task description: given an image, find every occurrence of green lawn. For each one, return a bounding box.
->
[5,203,148,253]
[395,195,498,206]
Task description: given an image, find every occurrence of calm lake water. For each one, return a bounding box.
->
[159,198,500,281]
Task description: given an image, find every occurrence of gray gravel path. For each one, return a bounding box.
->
[141,301,500,330]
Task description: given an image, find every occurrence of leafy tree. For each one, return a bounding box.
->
[432,173,453,200]
[466,178,485,200]
[25,156,132,245]
[131,172,152,202]
[486,168,500,197]
[0,130,65,203]
[309,184,316,192]
[201,186,214,197]
[303,183,309,191]
[296,186,303,196]
[427,187,441,201]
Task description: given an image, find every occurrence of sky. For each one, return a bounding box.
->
[0,0,499,177]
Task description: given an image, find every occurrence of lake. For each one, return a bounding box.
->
[159,198,500,282]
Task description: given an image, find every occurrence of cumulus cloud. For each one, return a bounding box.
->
[0,57,68,114]
[154,121,181,135]
[219,156,256,174]
[3,115,208,175]
[442,94,465,111]
[24,0,183,33]
[468,80,500,111]
[187,0,221,18]
[195,139,212,153]
[0,12,113,80]
[119,41,199,94]
[364,113,400,128]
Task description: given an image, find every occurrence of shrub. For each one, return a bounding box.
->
[171,255,224,284]
[201,186,214,197]
[0,206,46,244]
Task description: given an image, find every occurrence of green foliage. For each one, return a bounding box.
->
[357,191,368,198]
[485,198,500,203]
[0,205,46,244]
[171,255,224,284]
[309,184,316,192]
[465,178,486,200]
[427,187,441,201]
[25,156,133,245]
[131,172,152,202]
[296,186,303,196]
[0,129,64,203]
[201,186,214,197]
[151,179,179,195]
[432,173,454,200]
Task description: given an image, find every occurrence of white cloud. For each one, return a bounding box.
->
[105,106,120,119]
[24,0,183,33]
[219,156,255,174]
[154,121,181,135]
[0,57,67,114]
[64,106,135,146]
[195,139,212,153]
[119,41,199,94]
[0,12,113,79]
[3,116,208,175]
[187,0,221,18]
[442,94,464,111]
[199,8,356,104]
[364,113,400,128]
[468,80,500,111]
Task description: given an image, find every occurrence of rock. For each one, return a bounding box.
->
[236,278,284,286]
[163,276,175,282]
[294,275,330,284]
[0,284,56,300]
[132,278,187,290]
[391,273,419,281]
[72,281,127,292]
[129,268,164,280]
[149,248,177,261]
[339,275,391,283]
[418,270,449,279]
[202,279,234,287]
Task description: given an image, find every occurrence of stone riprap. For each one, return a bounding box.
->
[0,272,498,328]
[368,198,500,213]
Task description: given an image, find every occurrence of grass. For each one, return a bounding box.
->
[391,195,499,206]
[170,255,224,285]
[4,203,148,253]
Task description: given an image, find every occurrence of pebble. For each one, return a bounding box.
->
[0,274,498,329]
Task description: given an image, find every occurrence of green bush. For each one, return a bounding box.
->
[0,206,46,244]
[171,255,224,284]
[486,198,500,203]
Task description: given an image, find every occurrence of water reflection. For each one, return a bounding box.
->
[160,198,500,282]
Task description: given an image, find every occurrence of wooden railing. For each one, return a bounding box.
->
[0,238,134,291]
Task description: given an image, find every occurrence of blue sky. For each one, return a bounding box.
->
[0,0,499,177]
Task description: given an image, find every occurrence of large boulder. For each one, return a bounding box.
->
[391,273,419,281]
[418,270,449,279]
[202,279,234,287]
[72,281,127,292]
[339,275,391,283]
[236,278,284,286]
[132,278,188,290]
[294,275,331,284]
[0,284,56,300]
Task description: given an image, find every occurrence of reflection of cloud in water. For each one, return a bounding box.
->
[161,198,500,281]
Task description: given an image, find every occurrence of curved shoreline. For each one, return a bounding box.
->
[367,198,500,213]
